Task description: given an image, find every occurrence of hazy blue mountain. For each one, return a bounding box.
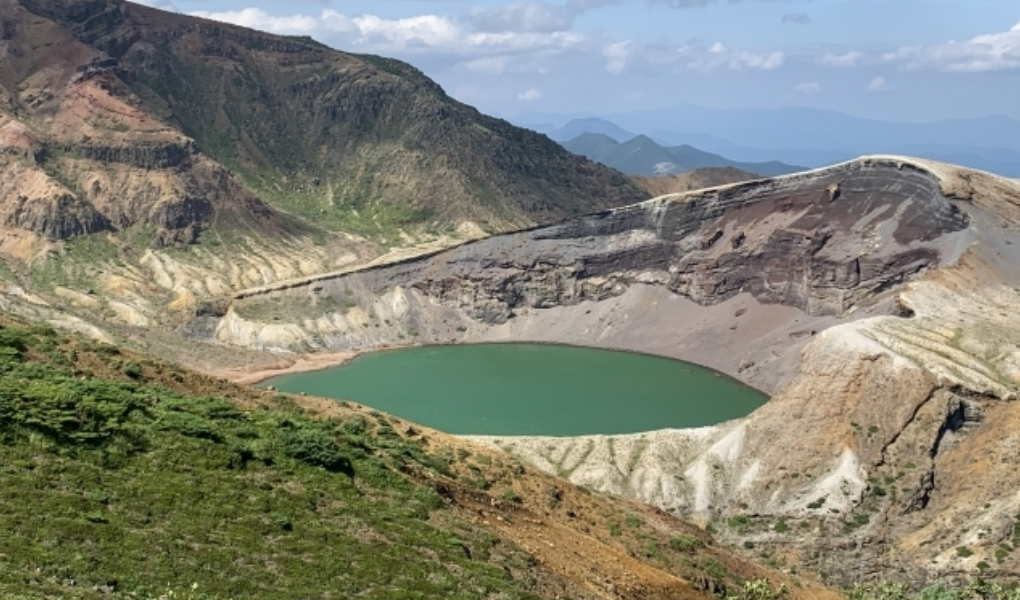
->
[513,106,1020,177]
[605,105,1020,153]
[547,118,637,143]
[562,133,804,178]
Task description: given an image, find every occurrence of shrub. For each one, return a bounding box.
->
[500,489,521,504]
[669,534,704,552]
[277,422,352,474]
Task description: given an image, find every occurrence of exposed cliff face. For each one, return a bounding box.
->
[211,157,969,355]
[0,0,303,248]
[199,156,1020,584]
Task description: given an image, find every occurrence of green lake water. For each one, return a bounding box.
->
[265,344,768,436]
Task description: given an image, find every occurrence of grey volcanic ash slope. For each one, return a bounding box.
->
[204,156,1020,584]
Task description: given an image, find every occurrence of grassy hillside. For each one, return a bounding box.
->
[0,319,824,600]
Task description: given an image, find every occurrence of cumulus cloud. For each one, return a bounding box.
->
[819,51,863,68]
[884,20,1020,72]
[866,76,887,91]
[517,88,543,101]
[781,13,811,25]
[190,7,583,56]
[689,45,784,71]
[464,56,510,74]
[795,82,821,94]
[603,40,632,73]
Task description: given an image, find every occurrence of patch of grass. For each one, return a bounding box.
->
[0,322,545,599]
[806,497,826,510]
[234,295,342,323]
[668,534,704,553]
[845,513,871,531]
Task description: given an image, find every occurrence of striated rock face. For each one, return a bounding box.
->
[203,156,1020,585]
[214,157,969,352]
[0,0,299,245]
[68,139,195,170]
[3,191,110,238]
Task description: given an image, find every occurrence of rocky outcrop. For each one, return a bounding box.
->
[67,139,195,170]
[3,190,109,238]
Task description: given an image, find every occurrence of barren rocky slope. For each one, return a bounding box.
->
[197,156,1020,585]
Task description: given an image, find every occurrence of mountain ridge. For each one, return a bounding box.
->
[562,132,803,178]
[1,0,647,248]
[519,109,1020,177]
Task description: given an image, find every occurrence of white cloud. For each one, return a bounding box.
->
[464,57,510,74]
[884,20,1020,72]
[354,14,462,48]
[191,8,330,33]
[690,48,784,71]
[866,76,887,91]
[190,7,582,56]
[517,88,543,101]
[135,0,179,11]
[603,41,632,74]
[819,51,863,68]
[795,82,821,95]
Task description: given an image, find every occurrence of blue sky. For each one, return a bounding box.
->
[143,0,1020,122]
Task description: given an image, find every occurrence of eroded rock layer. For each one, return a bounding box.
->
[212,158,968,354]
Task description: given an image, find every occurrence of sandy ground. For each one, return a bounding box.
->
[211,350,359,385]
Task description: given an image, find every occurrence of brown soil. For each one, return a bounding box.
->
[212,350,359,385]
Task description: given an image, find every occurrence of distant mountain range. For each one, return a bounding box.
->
[561,133,804,178]
[518,107,1020,178]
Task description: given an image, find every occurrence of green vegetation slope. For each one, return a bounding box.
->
[0,319,830,600]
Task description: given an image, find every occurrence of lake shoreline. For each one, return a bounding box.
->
[212,350,361,386]
[217,339,770,393]
[261,343,769,436]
